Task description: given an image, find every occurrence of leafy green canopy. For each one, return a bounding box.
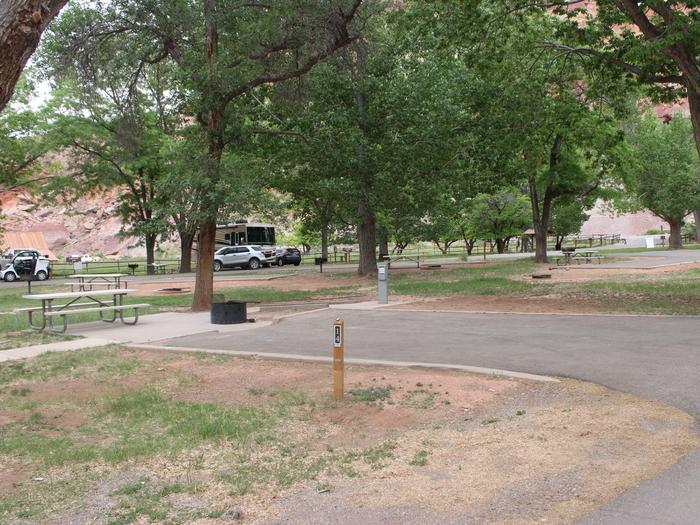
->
[626,114,700,224]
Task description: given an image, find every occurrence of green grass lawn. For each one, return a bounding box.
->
[388,259,700,315]
[389,258,538,297]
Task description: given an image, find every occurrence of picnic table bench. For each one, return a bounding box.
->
[380,254,421,268]
[555,250,604,266]
[17,289,149,333]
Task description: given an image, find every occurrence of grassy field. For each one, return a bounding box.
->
[387,259,700,315]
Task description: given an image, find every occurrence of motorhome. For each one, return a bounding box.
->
[215,222,276,247]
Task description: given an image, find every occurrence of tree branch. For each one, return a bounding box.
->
[223,0,363,102]
[541,42,684,84]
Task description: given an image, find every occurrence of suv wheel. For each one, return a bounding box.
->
[4,272,17,282]
[277,258,284,267]
[248,258,261,270]
[213,260,222,272]
[36,270,48,281]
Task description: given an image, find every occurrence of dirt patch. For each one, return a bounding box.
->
[261,379,699,525]
[132,271,371,297]
[532,260,700,282]
[0,464,30,493]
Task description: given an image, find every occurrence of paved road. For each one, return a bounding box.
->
[157,308,700,525]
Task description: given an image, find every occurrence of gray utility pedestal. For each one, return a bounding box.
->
[378,261,389,304]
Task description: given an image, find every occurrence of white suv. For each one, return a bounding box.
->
[214,245,267,271]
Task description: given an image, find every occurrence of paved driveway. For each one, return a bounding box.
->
[156,308,700,525]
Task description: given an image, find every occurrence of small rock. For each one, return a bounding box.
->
[32,477,44,482]
[222,508,243,521]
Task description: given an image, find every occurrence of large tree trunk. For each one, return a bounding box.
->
[191,0,223,311]
[192,220,216,310]
[528,175,552,264]
[669,219,683,249]
[357,201,377,275]
[377,226,389,259]
[555,235,564,251]
[145,233,156,275]
[527,135,562,264]
[0,0,67,111]
[178,230,195,273]
[320,222,329,261]
[686,89,700,160]
[495,238,506,254]
[694,210,700,242]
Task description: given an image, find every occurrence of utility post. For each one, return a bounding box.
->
[377,261,389,305]
[333,318,344,400]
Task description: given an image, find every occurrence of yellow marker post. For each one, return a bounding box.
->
[333,318,344,400]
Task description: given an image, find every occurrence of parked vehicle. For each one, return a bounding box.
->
[250,245,275,266]
[215,222,276,248]
[214,245,267,271]
[275,247,302,266]
[1,249,51,282]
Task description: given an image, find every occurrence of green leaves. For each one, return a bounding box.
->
[626,113,700,223]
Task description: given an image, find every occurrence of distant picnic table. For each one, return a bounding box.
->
[556,250,604,266]
[380,254,421,268]
[66,273,128,292]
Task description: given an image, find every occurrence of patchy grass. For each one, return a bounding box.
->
[0,349,412,523]
[1,347,698,524]
[571,276,700,315]
[388,259,700,315]
[0,346,138,385]
[349,386,392,405]
[401,389,438,409]
[0,331,77,351]
[389,259,537,297]
[409,449,430,466]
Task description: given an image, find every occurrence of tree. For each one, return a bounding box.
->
[0,74,58,245]
[543,2,700,158]
[270,14,476,275]
[549,199,591,250]
[466,189,530,254]
[39,39,182,273]
[626,114,700,249]
[0,75,53,191]
[0,0,67,111]
[46,109,170,272]
[414,3,630,263]
[47,0,367,309]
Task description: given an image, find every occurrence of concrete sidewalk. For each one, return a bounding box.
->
[0,337,117,362]
[0,311,273,361]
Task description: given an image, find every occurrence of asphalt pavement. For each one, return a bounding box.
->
[153,308,700,525]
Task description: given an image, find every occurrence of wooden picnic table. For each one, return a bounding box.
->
[18,288,148,333]
[66,273,128,292]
